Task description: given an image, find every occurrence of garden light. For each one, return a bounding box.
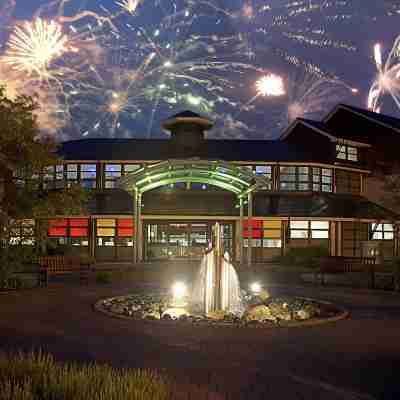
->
[172,281,187,300]
[250,282,261,294]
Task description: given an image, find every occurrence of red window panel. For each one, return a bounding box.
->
[48,227,67,237]
[48,219,67,227]
[118,218,133,227]
[69,218,89,227]
[243,229,262,238]
[70,227,88,237]
[243,219,263,229]
[118,228,134,237]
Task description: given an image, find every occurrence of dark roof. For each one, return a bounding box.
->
[338,104,400,131]
[322,104,400,145]
[254,193,398,220]
[57,138,334,163]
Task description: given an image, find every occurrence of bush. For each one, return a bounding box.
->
[0,247,38,288]
[0,350,169,400]
[274,246,329,269]
[95,271,112,284]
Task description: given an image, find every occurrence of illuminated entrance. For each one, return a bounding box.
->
[144,221,233,260]
[118,159,269,265]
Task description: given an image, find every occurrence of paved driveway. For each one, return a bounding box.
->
[1,280,400,399]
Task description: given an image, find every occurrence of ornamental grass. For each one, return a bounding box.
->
[0,350,170,400]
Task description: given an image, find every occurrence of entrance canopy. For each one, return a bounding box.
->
[117,159,269,198]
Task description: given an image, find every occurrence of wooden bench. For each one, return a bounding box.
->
[38,256,91,287]
[318,256,376,287]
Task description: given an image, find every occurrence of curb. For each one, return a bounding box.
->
[93,295,349,329]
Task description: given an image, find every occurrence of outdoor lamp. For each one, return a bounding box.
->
[172,282,187,300]
[250,282,262,294]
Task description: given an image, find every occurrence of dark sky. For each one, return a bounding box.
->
[3,0,400,140]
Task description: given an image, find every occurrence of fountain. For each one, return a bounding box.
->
[190,223,244,316]
[96,223,344,327]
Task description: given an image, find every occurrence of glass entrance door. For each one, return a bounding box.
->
[144,221,233,260]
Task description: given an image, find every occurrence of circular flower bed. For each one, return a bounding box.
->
[95,289,346,327]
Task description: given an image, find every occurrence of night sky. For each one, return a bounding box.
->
[1,0,400,141]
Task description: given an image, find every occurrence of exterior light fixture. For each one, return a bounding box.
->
[250,282,261,294]
[172,282,187,300]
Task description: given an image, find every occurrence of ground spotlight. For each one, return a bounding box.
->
[250,282,262,294]
[172,281,187,300]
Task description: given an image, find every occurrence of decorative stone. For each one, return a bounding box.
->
[244,305,273,321]
[162,307,190,319]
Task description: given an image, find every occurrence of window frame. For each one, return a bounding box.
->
[279,166,310,191]
[289,220,329,240]
[336,144,359,162]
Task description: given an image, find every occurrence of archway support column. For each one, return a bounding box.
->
[239,197,244,265]
[247,192,252,267]
[136,192,143,262]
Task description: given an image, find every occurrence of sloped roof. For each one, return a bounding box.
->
[322,104,400,145]
[254,193,398,220]
[57,138,334,163]
[336,104,400,131]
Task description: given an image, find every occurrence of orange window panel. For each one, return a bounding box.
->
[48,227,67,237]
[118,228,134,237]
[118,218,133,227]
[70,218,89,227]
[48,219,67,227]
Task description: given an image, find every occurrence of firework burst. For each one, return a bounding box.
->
[368,37,400,113]
[4,18,71,78]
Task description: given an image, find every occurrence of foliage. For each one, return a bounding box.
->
[0,86,88,284]
[95,271,112,284]
[273,245,330,269]
[0,350,169,400]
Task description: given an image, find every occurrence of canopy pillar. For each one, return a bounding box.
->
[239,197,244,265]
[247,192,252,267]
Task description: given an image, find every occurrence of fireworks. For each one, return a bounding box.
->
[279,71,358,129]
[116,0,142,14]
[368,38,400,113]
[4,18,70,78]
[0,0,397,139]
[256,75,285,97]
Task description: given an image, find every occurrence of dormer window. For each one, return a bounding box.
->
[336,144,358,162]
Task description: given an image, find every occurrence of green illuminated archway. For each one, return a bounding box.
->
[118,158,269,197]
[117,159,269,265]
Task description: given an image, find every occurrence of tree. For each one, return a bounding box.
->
[0,86,88,285]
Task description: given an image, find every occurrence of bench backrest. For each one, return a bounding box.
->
[39,256,84,272]
[320,256,375,273]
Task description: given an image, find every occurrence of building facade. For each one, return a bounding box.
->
[24,106,400,264]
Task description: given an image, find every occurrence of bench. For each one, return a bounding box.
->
[318,256,376,287]
[38,256,91,287]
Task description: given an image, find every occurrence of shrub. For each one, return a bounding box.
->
[95,271,112,284]
[274,246,329,269]
[0,350,169,400]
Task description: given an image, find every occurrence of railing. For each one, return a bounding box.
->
[318,256,378,288]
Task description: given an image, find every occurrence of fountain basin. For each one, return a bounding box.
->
[94,291,348,328]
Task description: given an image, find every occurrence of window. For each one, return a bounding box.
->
[241,165,272,190]
[48,218,89,246]
[312,168,333,192]
[66,164,78,185]
[290,220,329,239]
[336,144,358,162]
[262,220,281,248]
[370,223,394,240]
[105,164,122,188]
[42,165,65,189]
[280,166,310,191]
[96,218,134,246]
[9,219,35,245]
[80,164,97,188]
